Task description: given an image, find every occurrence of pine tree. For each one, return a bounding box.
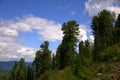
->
[10,61,19,80]
[10,58,27,80]
[91,10,114,60]
[33,41,52,77]
[33,50,43,77]
[84,40,91,58]
[98,10,113,47]
[17,58,27,80]
[114,14,120,43]
[75,40,91,76]
[27,66,34,80]
[91,16,100,57]
[52,54,56,69]
[78,40,91,65]
[79,41,84,55]
[58,20,79,69]
[55,44,61,69]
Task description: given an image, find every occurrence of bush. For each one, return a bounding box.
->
[99,43,120,62]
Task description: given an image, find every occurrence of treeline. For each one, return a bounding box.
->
[7,10,120,80]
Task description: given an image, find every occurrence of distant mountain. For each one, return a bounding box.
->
[0,61,32,79]
[0,61,15,72]
[0,61,32,74]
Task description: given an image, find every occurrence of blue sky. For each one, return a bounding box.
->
[0,0,120,61]
[0,0,88,23]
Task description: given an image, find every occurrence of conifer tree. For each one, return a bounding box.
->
[10,58,27,80]
[91,10,114,60]
[33,41,52,77]
[79,41,84,55]
[84,40,91,58]
[27,66,34,80]
[55,44,61,69]
[52,54,56,69]
[58,20,79,69]
[114,14,120,43]
[10,61,19,80]
[78,40,91,65]
[17,58,27,80]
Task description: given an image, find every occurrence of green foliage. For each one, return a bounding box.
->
[33,41,52,77]
[79,41,84,55]
[27,66,34,80]
[57,20,79,69]
[18,58,28,80]
[74,40,93,79]
[52,54,56,70]
[55,44,61,69]
[78,40,92,66]
[99,43,120,62]
[8,11,120,80]
[10,61,18,80]
[114,14,120,44]
[37,67,78,80]
[10,58,27,80]
[77,65,95,80]
[91,10,114,60]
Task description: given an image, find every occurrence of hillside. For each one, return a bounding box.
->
[0,61,15,70]
[36,43,120,80]
[0,61,15,75]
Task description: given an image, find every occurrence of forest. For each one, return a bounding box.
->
[2,10,120,80]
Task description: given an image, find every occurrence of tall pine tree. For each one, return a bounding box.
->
[57,20,79,69]
[33,41,52,77]
[91,10,114,60]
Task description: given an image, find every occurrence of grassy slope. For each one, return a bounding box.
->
[36,67,78,80]
[37,43,120,80]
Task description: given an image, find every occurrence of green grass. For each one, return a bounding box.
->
[37,67,78,80]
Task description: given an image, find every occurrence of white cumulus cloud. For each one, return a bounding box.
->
[0,15,63,61]
[79,25,91,42]
[85,0,120,16]
[108,6,120,15]
[0,27,18,37]
[88,35,94,44]
[0,54,19,61]
[10,15,63,41]
[17,47,35,57]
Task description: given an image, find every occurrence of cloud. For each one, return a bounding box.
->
[108,6,120,15]
[10,22,32,32]
[85,0,120,16]
[17,47,36,61]
[0,14,93,61]
[1,15,63,41]
[12,15,63,41]
[0,54,19,61]
[17,47,35,57]
[0,37,36,61]
[0,15,63,61]
[79,25,92,42]
[0,27,18,37]
[0,42,8,46]
[88,35,94,44]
